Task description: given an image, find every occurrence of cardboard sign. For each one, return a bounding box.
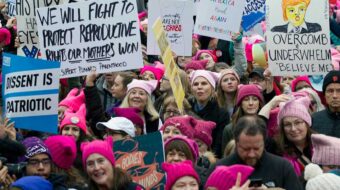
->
[153,18,185,113]
[194,0,246,41]
[2,53,60,133]
[36,0,143,78]
[114,132,165,190]
[6,0,16,17]
[147,0,193,56]
[241,0,265,32]
[266,0,333,76]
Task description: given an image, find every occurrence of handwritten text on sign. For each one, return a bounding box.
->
[37,0,143,78]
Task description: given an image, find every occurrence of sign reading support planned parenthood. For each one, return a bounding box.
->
[36,0,143,78]
[266,0,333,76]
[241,0,265,32]
[114,132,165,190]
[194,0,246,41]
[147,0,193,56]
[2,53,60,134]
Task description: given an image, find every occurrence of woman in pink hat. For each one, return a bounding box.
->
[192,50,218,71]
[160,116,197,141]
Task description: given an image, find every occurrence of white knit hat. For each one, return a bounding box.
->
[305,163,340,190]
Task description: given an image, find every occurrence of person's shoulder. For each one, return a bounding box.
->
[306,22,322,32]
[271,24,288,33]
[312,109,327,118]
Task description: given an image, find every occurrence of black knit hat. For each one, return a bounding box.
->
[323,71,340,94]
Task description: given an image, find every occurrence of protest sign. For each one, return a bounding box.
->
[194,0,200,15]
[153,18,185,113]
[147,0,193,56]
[241,0,265,32]
[6,0,16,17]
[16,0,65,58]
[243,21,265,37]
[266,0,333,76]
[194,0,246,41]
[114,132,165,190]
[36,0,143,78]
[2,53,60,133]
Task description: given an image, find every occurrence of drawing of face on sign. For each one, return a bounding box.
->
[271,0,322,34]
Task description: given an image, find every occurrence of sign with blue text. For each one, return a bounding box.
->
[241,0,265,32]
[2,53,60,133]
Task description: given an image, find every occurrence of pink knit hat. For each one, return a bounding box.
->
[311,134,340,166]
[140,65,164,81]
[0,28,11,46]
[205,165,254,190]
[81,137,114,168]
[190,70,220,89]
[127,79,158,95]
[45,135,77,170]
[219,69,240,84]
[165,136,199,162]
[194,120,216,147]
[184,60,208,71]
[162,160,199,190]
[113,107,144,128]
[60,104,87,134]
[236,84,264,106]
[277,96,311,126]
[291,76,312,92]
[59,88,85,112]
[160,116,197,139]
[193,50,218,62]
[267,107,280,138]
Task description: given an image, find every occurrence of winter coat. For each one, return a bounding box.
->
[312,108,340,138]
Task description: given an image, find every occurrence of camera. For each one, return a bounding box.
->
[0,156,26,178]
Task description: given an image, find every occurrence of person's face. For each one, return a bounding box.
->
[86,154,114,188]
[26,154,52,179]
[295,81,311,91]
[282,116,308,145]
[221,74,239,93]
[241,96,260,115]
[286,2,307,27]
[192,77,213,105]
[166,149,187,163]
[281,76,295,87]
[128,88,148,110]
[57,106,68,126]
[61,125,80,140]
[104,129,127,141]
[163,104,181,121]
[135,126,143,136]
[171,176,199,190]
[249,76,266,91]
[163,125,183,141]
[199,53,214,69]
[236,132,264,167]
[195,138,208,155]
[141,71,156,81]
[325,83,340,112]
[160,77,171,92]
[111,75,127,100]
[104,73,116,86]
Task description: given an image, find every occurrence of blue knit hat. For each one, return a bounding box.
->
[11,176,52,190]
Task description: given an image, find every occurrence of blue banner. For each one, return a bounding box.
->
[241,0,265,32]
[2,53,60,133]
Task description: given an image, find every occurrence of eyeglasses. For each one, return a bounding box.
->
[27,159,51,167]
[164,110,181,116]
[283,120,306,129]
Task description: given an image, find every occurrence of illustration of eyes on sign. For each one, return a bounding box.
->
[36,0,143,78]
[2,53,60,134]
[194,0,247,41]
[266,0,333,76]
[147,0,194,56]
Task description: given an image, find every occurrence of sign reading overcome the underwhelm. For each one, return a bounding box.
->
[36,0,143,78]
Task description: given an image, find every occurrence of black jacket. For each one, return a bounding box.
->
[209,152,303,190]
[48,174,68,190]
[271,22,322,33]
[312,108,340,138]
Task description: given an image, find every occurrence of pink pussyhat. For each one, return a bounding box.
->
[277,96,311,126]
[113,107,144,128]
[193,50,218,62]
[160,116,197,139]
[194,120,216,147]
[312,134,340,166]
[291,76,312,92]
[60,104,87,134]
[81,137,114,169]
[164,136,200,162]
[0,28,11,46]
[127,79,158,95]
[59,88,85,112]
[190,70,220,89]
[184,60,209,71]
[140,65,164,81]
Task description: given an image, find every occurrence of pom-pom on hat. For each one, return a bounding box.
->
[162,160,199,190]
[113,107,144,128]
[277,96,311,126]
[81,137,114,168]
[193,50,218,62]
[127,79,158,95]
[140,65,164,81]
[311,134,340,166]
[236,84,264,106]
[164,136,199,162]
[44,135,77,170]
[160,116,197,139]
[190,70,220,89]
[322,70,340,94]
[96,117,136,138]
[60,104,87,134]
[205,165,254,190]
[194,120,216,147]
[184,60,209,71]
[58,88,85,112]
[304,163,340,190]
[11,176,53,190]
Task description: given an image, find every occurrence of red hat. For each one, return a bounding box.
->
[236,84,264,106]
[162,160,199,190]
[160,116,197,139]
[193,50,218,62]
[81,137,114,169]
[291,76,312,92]
[45,135,77,170]
[60,104,87,134]
[59,88,85,112]
[194,120,216,147]
[113,107,144,128]
[184,60,208,71]
[164,136,200,162]
[140,65,164,81]
[205,165,254,190]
